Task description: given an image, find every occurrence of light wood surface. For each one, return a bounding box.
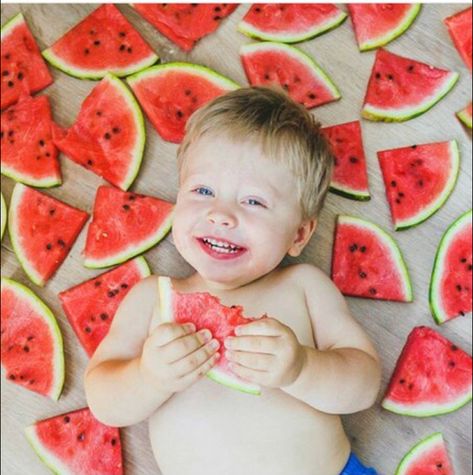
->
[1,3,472,475]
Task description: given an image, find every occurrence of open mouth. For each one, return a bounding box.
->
[197,237,247,258]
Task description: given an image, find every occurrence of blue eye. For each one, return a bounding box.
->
[194,187,214,196]
[245,198,266,207]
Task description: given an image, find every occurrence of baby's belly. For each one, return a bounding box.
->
[148,378,351,475]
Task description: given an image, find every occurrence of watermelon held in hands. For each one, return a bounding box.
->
[238,3,347,43]
[457,102,472,129]
[25,407,123,475]
[382,326,472,417]
[444,7,472,72]
[429,210,472,324]
[42,4,158,79]
[1,13,53,110]
[1,191,6,240]
[1,278,64,400]
[362,49,459,122]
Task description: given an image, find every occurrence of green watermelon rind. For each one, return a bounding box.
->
[429,209,472,325]
[158,276,261,396]
[1,163,62,189]
[457,106,472,129]
[0,12,25,41]
[330,184,371,202]
[1,191,6,241]
[237,8,347,43]
[356,4,422,52]
[1,277,65,401]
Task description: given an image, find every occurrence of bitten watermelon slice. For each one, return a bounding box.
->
[132,3,238,52]
[378,141,460,230]
[127,63,239,143]
[238,4,347,43]
[362,49,459,122]
[457,102,472,129]
[84,186,174,268]
[25,407,123,475]
[159,276,262,395]
[240,42,341,109]
[321,121,370,201]
[1,95,61,187]
[1,192,6,240]
[59,257,151,356]
[430,210,472,324]
[8,183,89,286]
[444,7,472,72]
[382,326,472,417]
[395,433,454,475]
[348,4,421,52]
[1,278,64,400]
[331,215,413,302]
[42,4,158,79]
[1,13,53,110]
[53,74,145,191]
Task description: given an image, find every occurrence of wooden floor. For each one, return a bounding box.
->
[1,3,472,475]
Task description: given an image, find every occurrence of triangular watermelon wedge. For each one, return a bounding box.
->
[362,49,459,122]
[444,7,472,72]
[382,326,472,417]
[84,186,174,268]
[457,102,472,129]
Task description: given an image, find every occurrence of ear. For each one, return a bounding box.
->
[287,218,317,257]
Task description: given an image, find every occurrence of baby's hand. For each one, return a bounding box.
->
[224,318,306,389]
[140,322,220,393]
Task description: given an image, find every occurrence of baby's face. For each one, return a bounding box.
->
[172,134,305,289]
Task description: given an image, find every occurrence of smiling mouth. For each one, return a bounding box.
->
[198,237,246,255]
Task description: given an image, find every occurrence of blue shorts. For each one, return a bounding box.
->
[340,453,378,475]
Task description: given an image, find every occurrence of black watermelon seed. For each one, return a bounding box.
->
[58,239,66,247]
[176,110,184,119]
[468,265,473,271]
[17,72,23,80]
[7,81,14,88]
[23,346,29,352]
[111,438,117,446]
[349,156,359,164]
[9,374,16,380]
[5,54,11,60]
[451,345,458,351]
[49,208,55,216]
[399,379,405,384]
[96,111,102,116]
[39,139,45,146]
[46,243,52,250]
[387,74,394,80]
[283,83,289,91]
[8,130,14,137]
[375,72,381,79]
[360,246,367,253]
[449,361,456,367]
[407,65,415,72]
[127,47,133,53]
[78,432,85,442]
[436,463,443,468]
[391,181,397,187]
[308,93,317,99]
[349,244,358,252]
[104,132,111,140]
[27,336,34,341]
[112,127,120,134]
[359,272,367,279]
[417,180,424,187]
[398,192,405,198]
[460,257,467,263]
[411,145,417,149]
[122,204,130,211]
[1,71,9,76]
[128,194,136,201]
[84,48,90,55]
[100,313,108,321]
[94,281,101,287]
[459,310,465,316]
[108,291,115,298]
[85,327,91,333]
[94,40,101,46]
[408,383,414,390]
[119,44,126,52]
[369,287,377,295]
[214,6,221,12]
[119,32,126,37]
[45,152,51,157]
[213,15,222,20]
[255,7,261,12]
[19,375,24,380]
[396,199,401,204]
[29,379,35,385]
[87,160,93,166]
[121,283,128,289]
[64,416,71,423]
[456,284,462,291]
[184,89,192,96]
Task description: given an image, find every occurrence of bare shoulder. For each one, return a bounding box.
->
[280,263,340,296]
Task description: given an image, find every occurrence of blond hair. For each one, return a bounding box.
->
[177,86,333,220]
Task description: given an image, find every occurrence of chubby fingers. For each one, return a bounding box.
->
[226,349,274,371]
[234,317,285,337]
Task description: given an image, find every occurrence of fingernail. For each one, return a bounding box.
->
[224,337,233,349]
[186,323,196,332]
[210,339,220,350]
[199,329,211,342]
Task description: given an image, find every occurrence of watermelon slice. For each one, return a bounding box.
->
[321,121,370,201]
[382,326,472,417]
[331,215,413,302]
[378,141,460,230]
[127,63,239,143]
[362,49,459,122]
[132,3,238,52]
[444,7,472,72]
[59,257,151,356]
[348,4,421,52]
[84,186,174,269]
[429,210,472,324]
[8,183,89,286]
[457,102,472,129]
[1,278,64,400]
[238,4,347,43]
[1,95,61,187]
[240,42,341,109]
[159,276,262,395]
[1,191,6,240]
[395,433,454,475]
[42,4,158,79]
[25,407,123,475]
[1,13,53,110]
[53,74,145,191]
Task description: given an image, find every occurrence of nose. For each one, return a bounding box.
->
[207,207,237,228]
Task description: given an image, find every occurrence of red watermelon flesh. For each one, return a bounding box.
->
[331,215,413,302]
[132,3,238,52]
[9,183,89,286]
[321,121,370,201]
[1,13,53,110]
[59,257,150,356]
[457,102,472,129]
[1,95,61,187]
[382,326,472,417]
[444,7,472,71]
[25,407,123,475]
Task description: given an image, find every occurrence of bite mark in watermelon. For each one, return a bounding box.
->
[1,94,61,187]
[238,4,347,43]
[84,186,174,269]
[321,120,370,201]
[25,407,123,475]
[240,42,341,109]
[1,191,6,241]
[59,257,151,356]
[362,49,459,122]
[127,63,239,143]
[53,74,145,191]
[382,326,472,417]
[159,276,262,395]
[8,183,89,286]
[456,102,472,129]
[378,141,460,230]
[1,13,53,110]
[331,215,413,302]
[42,4,158,79]
[132,3,238,52]
[1,278,64,400]
[444,7,472,72]
[429,210,472,324]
